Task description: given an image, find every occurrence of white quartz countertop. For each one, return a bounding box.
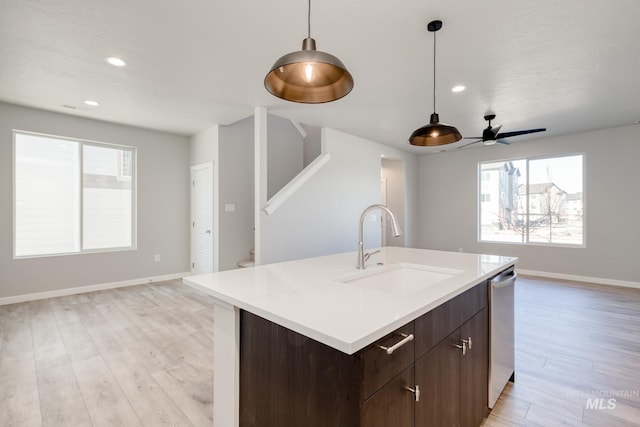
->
[183,247,517,354]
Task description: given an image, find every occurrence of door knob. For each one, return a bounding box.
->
[205,230,211,234]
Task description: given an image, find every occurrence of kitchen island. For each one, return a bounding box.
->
[184,246,517,427]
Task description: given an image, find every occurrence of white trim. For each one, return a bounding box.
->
[254,107,268,266]
[289,119,307,139]
[212,300,240,427]
[518,269,640,289]
[263,152,331,215]
[0,272,190,306]
[12,128,136,150]
[182,279,240,427]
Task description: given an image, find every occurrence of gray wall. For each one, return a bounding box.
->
[190,124,218,166]
[302,123,321,167]
[218,117,254,270]
[0,102,190,298]
[417,124,640,283]
[260,128,418,265]
[267,115,303,200]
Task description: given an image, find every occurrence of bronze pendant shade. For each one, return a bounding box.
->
[409,20,462,146]
[264,1,353,103]
[409,113,463,146]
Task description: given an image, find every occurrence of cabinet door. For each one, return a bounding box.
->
[415,282,488,359]
[460,307,489,427]
[415,334,462,427]
[362,366,415,427]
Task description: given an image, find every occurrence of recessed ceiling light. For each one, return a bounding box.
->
[84,100,100,107]
[451,85,466,93]
[105,56,127,67]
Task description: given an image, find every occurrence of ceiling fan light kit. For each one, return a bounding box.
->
[409,20,463,147]
[264,0,354,103]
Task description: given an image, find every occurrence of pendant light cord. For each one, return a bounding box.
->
[307,0,311,38]
[433,30,437,114]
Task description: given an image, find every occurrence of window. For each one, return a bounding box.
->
[479,154,584,246]
[14,131,136,257]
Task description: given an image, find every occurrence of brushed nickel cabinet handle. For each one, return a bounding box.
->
[461,337,472,350]
[377,333,414,355]
[405,385,420,402]
[454,342,467,356]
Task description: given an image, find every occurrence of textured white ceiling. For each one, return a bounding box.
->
[1,0,639,153]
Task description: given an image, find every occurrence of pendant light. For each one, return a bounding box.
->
[264,0,354,103]
[409,20,462,146]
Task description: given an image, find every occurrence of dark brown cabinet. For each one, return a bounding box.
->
[239,281,489,427]
[363,366,415,427]
[416,307,488,427]
[415,330,461,426]
[461,308,489,427]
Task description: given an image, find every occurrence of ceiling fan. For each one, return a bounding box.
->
[458,114,546,149]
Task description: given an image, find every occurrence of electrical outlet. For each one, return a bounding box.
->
[154,254,160,262]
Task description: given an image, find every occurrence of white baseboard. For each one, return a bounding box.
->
[0,272,191,306]
[517,269,640,289]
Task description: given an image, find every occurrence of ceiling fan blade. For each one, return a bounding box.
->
[496,139,511,145]
[491,125,502,136]
[495,128,546,139]
[463,136,482,139]
[457,139,482,149]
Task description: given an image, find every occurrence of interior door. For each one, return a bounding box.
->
[191,162,213,274]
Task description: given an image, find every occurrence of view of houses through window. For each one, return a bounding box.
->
[14,131,136,257]
[479,154,584,246]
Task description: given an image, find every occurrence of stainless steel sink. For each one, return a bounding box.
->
[337,263,463,296]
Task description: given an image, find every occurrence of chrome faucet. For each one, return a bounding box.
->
[357,204,402,270]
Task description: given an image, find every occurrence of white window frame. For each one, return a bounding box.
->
[13,130,138,259]
[477,153,586,248]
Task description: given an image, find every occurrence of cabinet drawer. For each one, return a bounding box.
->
[360,322,415,400]
[362,365,415,427]
[415,281,487,358]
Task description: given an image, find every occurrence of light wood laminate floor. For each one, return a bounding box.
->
[1,277,639,426]
[484,276,640,427]
[0,280,215,426]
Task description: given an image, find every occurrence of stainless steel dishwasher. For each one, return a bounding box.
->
[488,266,517,408]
